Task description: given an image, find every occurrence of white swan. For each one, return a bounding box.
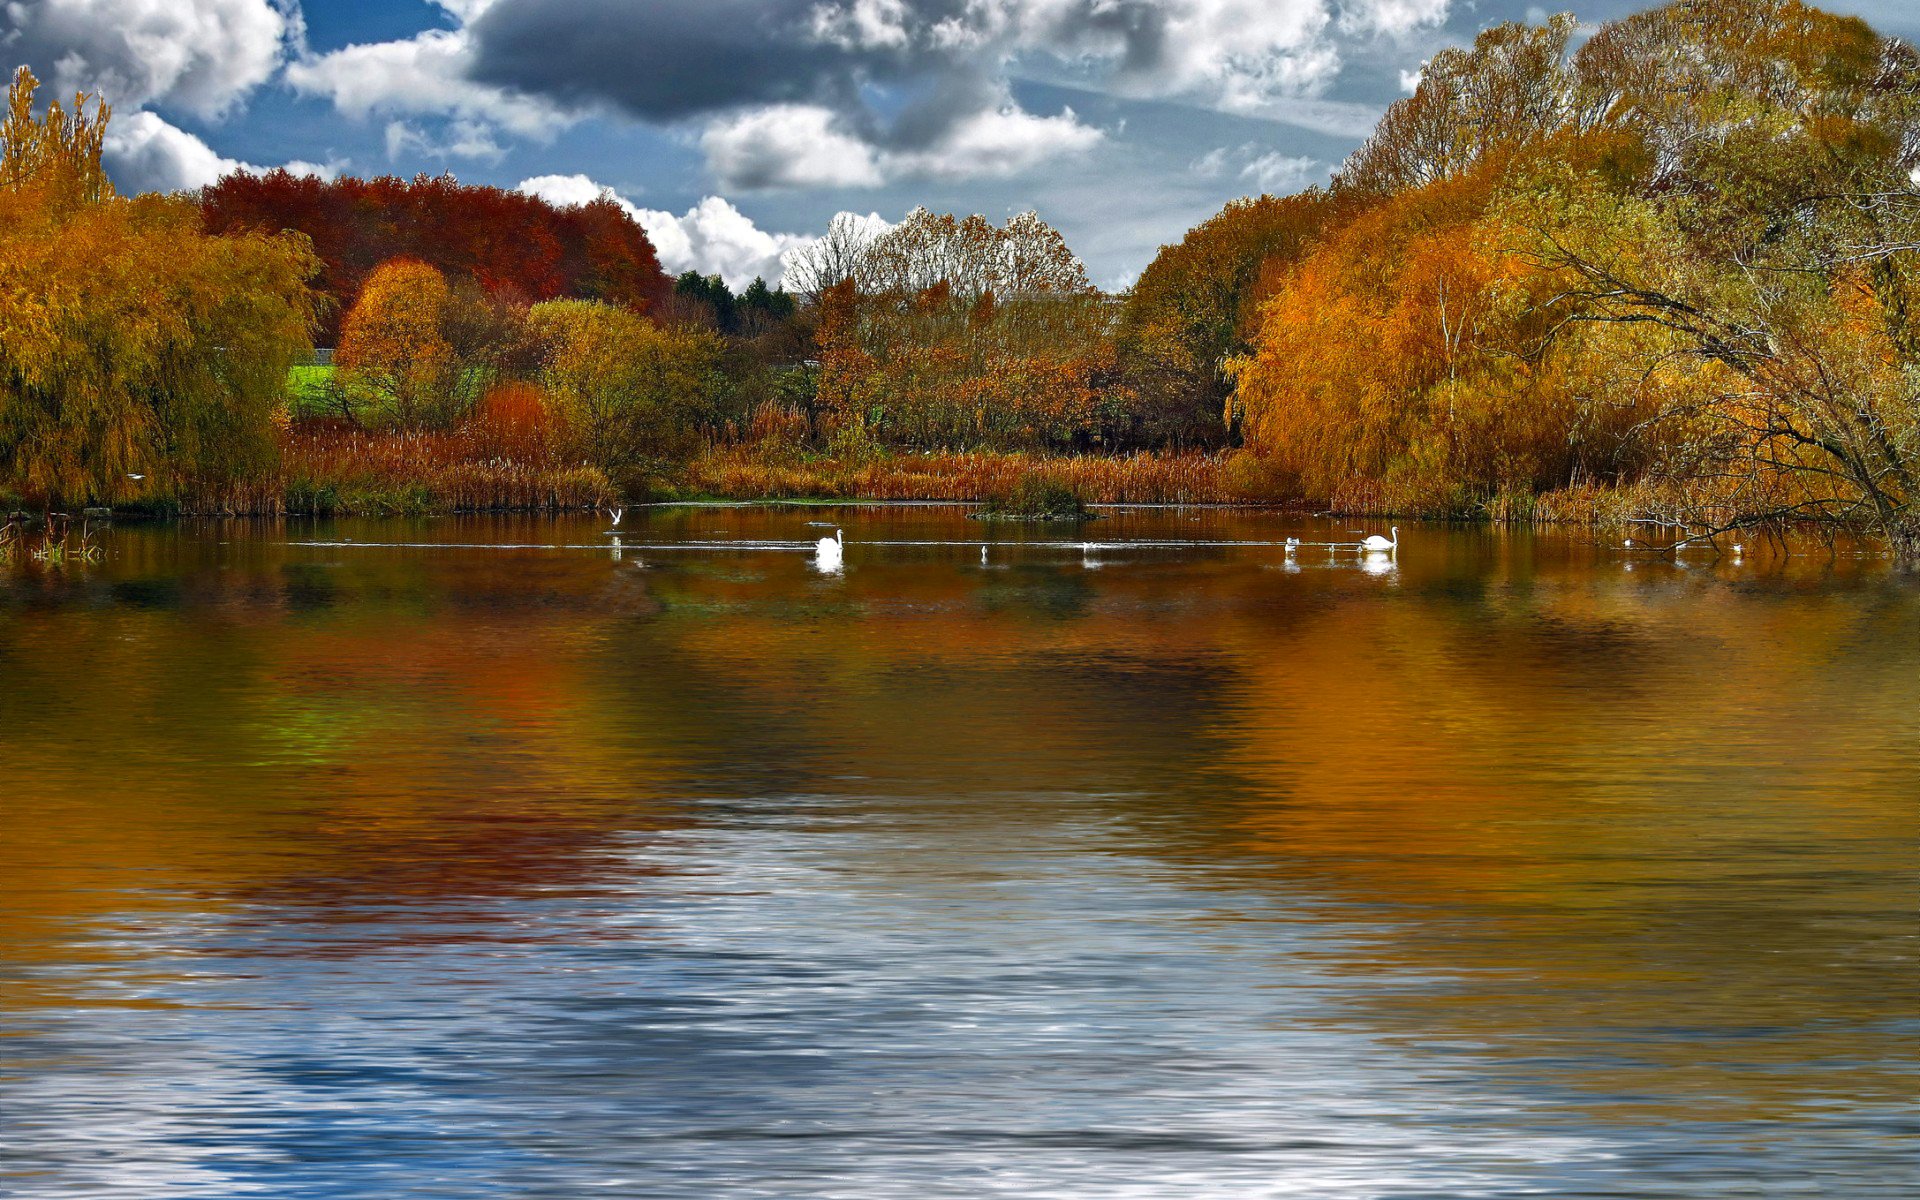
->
[1284,537,1300,556]
[981,545,989,565]
[1360,527,1399,553]
[815,528,844,572]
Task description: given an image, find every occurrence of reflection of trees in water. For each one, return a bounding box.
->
[3,515,1916,1126]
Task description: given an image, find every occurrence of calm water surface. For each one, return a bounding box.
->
[1,508,1914,1198]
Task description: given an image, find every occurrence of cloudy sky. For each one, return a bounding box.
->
[7,0,1917,288]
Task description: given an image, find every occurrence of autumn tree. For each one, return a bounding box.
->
[334,260,462,428]
[1229,0,1920,554]
[806,208,1124,452]
[528,300,731,489]
[1515,0,1920,557]
[200,172,670,342]
[1335,14,1591,197]
[0,68,318,508]
[1116,190,1365,448]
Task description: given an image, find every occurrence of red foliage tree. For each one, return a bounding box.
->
[199,171,669,342]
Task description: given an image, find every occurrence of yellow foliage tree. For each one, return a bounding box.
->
[335,259,461,428]
[528,299,729,488]
[0,68,318,508]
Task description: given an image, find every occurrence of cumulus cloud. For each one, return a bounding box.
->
[1190,143,1323,194]
[283,22,572,151]
[103,110,335,194]
[460,0,1438,185]
[1,0,292,117]
[1240,151,1320,193]
[701,107,885,190]
[700,97,1100,189]
[517,174,845,289]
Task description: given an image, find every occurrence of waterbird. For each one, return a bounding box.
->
[127,473,145,481]
[1359,527,1399,553]
[608,507,624,527]
[815,528,844,572]
[1284,537,1300,558]
[981,545,989,565]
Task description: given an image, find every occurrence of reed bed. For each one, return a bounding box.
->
[684,449,1289,505]
[168,421,614,516]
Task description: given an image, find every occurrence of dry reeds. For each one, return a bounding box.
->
[684,448,1291,505]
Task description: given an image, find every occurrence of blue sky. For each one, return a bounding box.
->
[7,1,1917,288]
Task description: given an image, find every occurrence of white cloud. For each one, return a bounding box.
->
[1186,143,1322,194]
[700,98,1101,189]
[516,173,619,211]
[700,106,886,190]
[1240,151,1319,193]
[517,174,830,290]
[384,118,507,163]
[284,27,571,146]
[103,110,337,194]
[810,0,913,50]
[639,196,821,289]
[1341,0,1453,37]
[886,103,1103,180]
[3,0,291,117]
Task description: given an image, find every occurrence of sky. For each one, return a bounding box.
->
[6,0,1918,289]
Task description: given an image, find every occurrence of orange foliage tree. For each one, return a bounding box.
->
[1116,190,1366,449]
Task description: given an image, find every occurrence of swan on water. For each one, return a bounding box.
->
[1360,527,1399,553]
[981,545,989,565]
[1284,537,1300,556]
[815,528,844,572]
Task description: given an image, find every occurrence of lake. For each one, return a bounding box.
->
[1,507,1914,1198]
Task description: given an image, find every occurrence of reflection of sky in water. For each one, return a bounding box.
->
[8,805,1622,1199]
[2,510,1916,1198]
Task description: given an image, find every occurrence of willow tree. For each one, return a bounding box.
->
[1514,0,1920,559]
[0,68,319,508]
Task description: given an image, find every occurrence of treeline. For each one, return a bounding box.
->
[1127,0,1919,552]
[201,172,671,342]
[3,0,1917,556]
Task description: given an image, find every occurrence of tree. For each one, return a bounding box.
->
[1335,15,1589,197]
[1510,0,1920,557]
[0,68,318,508]
[807,208,1121,452]
[529,300,731,489]
[0,67,111,207]
[200,172,671,342]
[334,260,462,429]
[1116,190,1365,448]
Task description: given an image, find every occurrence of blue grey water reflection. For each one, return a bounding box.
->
[1,508,1914,1198]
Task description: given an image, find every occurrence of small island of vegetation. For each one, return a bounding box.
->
[2,0,1916,562]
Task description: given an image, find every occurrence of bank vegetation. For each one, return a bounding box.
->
[3,0,1916,560]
